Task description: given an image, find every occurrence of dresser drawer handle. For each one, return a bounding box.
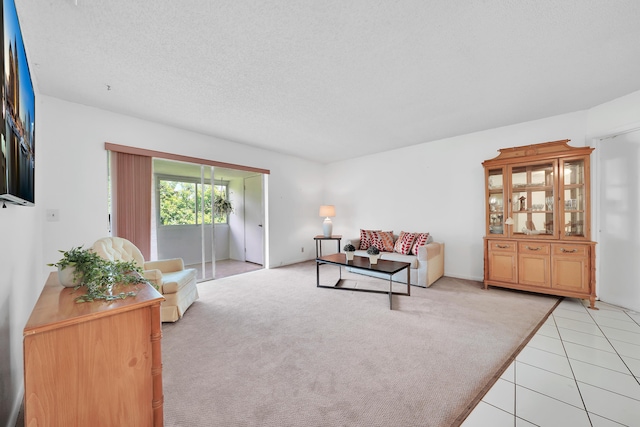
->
[525,246,542,251]
[560,248,578,253]
[496,244,510,249]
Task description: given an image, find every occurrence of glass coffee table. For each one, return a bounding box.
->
[316,253,410,309]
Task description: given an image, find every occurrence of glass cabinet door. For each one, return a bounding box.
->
[510,162,556,237]
[561,159,586,238]
[487,168,505,235]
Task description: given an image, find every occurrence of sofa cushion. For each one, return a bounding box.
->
[359,229,379,250]
[161,268,197,294]
[394,231,417,255]
[412,232,431,255]
[380,252,419,268]
[352,250,418,268]
[371,230,394,252]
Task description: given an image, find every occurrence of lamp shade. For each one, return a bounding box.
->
[319,205,335,217]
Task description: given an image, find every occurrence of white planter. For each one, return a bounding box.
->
[345,252,355,261]
[57,266,83,288]
[369,255,380,265]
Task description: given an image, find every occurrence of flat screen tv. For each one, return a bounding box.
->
[0,0,35,206]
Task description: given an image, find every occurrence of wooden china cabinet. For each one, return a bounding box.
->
[482,139,597,309]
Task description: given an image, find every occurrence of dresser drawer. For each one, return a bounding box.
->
[552,244,588,257]
[518,242,550,255]
[488,241,516,252]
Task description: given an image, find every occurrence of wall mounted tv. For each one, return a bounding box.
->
[0,0,35,206]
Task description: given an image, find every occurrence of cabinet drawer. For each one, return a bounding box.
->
[518,242,550,255]
[489,241,516,252]
[552,244,588,257]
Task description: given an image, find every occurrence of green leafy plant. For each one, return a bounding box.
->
[48,246,150,303]
[214,193,234,216]
[366,246,380,255]
[343,244,356,252]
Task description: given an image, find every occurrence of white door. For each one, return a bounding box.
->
[596,130,640,311]
[244,175,264,265]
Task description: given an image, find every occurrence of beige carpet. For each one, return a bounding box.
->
[186,260,263,282]
[161,261,558,426]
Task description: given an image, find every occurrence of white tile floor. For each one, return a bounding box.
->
[462,298,640,427]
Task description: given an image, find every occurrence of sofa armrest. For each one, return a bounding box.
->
[143,269,162,291]
[145,258,185,274]
[416,242,444,287]
[417,242,443,261]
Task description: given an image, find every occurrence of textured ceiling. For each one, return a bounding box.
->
[14,0,640,164]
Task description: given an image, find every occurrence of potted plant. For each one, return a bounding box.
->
[214,194,234,216]
[48,246,95,287]
[343,243,356,261]
[366,246,380,264]
[48,246,150,303]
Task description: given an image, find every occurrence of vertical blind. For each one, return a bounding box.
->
[111,151,152,259]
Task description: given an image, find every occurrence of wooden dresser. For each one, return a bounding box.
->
[482,140,597,309]
[23,273,165,426]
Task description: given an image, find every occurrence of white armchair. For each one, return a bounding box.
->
[91,237,199,322]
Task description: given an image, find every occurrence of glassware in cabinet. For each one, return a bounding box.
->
[561,158,587,237]
[487,168,505,235]
[510,162,555,237]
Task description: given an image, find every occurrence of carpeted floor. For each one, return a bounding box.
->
[161,261,559,426]
[186,259,263,282]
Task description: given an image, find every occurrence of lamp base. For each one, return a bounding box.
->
[322,218,333,237]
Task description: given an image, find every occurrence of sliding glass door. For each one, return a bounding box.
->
[153,159,264,281]
[107,144,267,282]
[154,160,216,281]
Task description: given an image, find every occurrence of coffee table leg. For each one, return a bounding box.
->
[389,275,393,310]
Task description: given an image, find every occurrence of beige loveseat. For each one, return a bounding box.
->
[92,237,199,322]
[347,236,444,287]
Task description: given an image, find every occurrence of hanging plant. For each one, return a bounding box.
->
[214,193,234,215]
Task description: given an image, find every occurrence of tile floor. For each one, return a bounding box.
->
[462,298,640,427]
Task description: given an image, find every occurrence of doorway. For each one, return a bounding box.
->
[244,174,264,265]
[595,129,640,311]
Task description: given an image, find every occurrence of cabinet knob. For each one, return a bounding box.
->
[496,244,510,249]
[525,246,542,251]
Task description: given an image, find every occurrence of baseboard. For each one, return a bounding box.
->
[444,273,484,282]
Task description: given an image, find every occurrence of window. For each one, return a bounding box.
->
[157,176,229,225]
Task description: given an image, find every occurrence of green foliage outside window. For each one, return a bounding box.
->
[159,179,228,225]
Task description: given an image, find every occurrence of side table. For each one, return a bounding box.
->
[314,235,342,258]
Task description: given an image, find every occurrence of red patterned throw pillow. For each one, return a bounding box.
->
[359,229,379,250]
[411,232,430,255]
[371,231,395,252]
[394,231,417,255]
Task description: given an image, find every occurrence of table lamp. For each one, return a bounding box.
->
[319,205,335,237]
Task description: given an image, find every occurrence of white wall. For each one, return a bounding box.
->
[0,202,43,424]
[325,111,589,281]
[156,224,224,265]
[586,90,640,138]
[38,95,325,272]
